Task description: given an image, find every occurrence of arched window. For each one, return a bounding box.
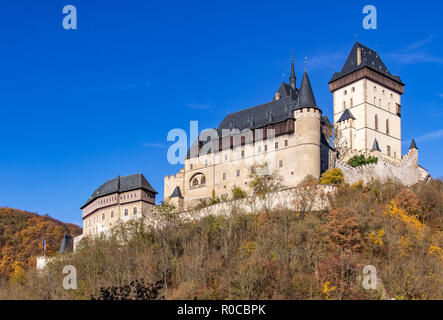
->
[190,173,206,188]
[201,176,206,185]
[192,178,199,186]
[386,119,389,135]
[375,115,379,131]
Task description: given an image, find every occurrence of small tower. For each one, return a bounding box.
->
[293,69,322,183]
[408,138,418,165]
[370,138,382,158]
[169,186,184,212]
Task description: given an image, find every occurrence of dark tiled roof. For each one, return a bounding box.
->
[409,138,418,150]
[170,186,183,198]
[371,139,381,152]
[186,67,322,159]
[337,109,356,122]
[294,71,319,110]
[81,173,157,209]
[329,42,403,85]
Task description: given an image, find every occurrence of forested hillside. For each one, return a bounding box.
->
[2,178,441,300]
[0,207,82,281]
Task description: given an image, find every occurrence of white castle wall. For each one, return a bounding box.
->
[177,184,336,222]
[336,149,430,186]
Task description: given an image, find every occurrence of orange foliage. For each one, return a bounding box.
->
[0,207,82,279]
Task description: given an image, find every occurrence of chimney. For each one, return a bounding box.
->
[357,47,362,66]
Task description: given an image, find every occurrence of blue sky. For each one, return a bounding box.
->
[0,0,442,225]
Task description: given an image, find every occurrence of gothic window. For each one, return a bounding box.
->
[386,119,390,135]
[192,178,199,186]
[375,115,379,131]
[201,176,206,184]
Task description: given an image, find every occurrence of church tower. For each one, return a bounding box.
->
[329,42,405,161]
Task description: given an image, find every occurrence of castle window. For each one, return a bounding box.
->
[237,170,240,177]
[241,150,244,157]
[375,115,379,131]
[374,86,377,92]
[352,87,355,92]
[192,178,199,186]
[386,119,390,135]
[102,213,105,220]
[275,142,278,149]
[201,176,206,184]
[133,207,137,215]
[382,90,385,95]
[125,209,128,216]
[284,140,288,147]
[387,146,391,156]
[190,164,193,170]
[223,173,226,180]
[344,90,347,96]
[350,98,353,107]
[264,145,268,152]
[279,160,283,168]
[111,211,114,218]
[390,94,393,99]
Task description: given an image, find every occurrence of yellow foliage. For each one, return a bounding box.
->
[384,200,424,234]
[240,241,257,255]
[322,281,336,300]
[320,168,344,185]
[428,245,443,259]
[368,228,385,246]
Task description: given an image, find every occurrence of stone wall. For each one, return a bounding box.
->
[336,149,430,186]
[178,184,336,222]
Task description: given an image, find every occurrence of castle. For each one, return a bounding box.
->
[164,42,430,211]
[76,42,430,243]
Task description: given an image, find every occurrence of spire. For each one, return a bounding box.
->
[294,70,319,111]
[370,139,381,152]
[409,138,418,150]
[289,55,296,91]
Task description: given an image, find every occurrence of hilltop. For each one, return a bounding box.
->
[1,178,441,300]
[0,207,82,281]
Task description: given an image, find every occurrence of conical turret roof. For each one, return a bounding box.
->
[295,71,319,111]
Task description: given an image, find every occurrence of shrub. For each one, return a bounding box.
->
[320,168,344,185]
[231,185,247,200]
[347,154,378,167]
